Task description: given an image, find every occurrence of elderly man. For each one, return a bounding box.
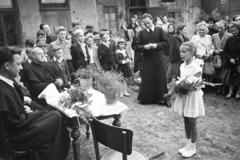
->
[25,47,63,107]
[136,13,171,107]
[0,46,70,160]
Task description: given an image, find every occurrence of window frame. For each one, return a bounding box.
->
[38,0,70,11]
[0,0,22,47]
[0,0,19,13]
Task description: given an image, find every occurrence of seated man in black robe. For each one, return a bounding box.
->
[24,47,64,107]
[0,46,70,160]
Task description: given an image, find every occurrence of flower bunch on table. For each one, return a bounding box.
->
[58,85,92,123]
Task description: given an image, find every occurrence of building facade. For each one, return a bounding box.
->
[0,0,239,47]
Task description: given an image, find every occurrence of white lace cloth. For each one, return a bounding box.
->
[38,84,128,120]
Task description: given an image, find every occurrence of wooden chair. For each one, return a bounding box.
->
[0,112,26,160]
[89,117,148,160]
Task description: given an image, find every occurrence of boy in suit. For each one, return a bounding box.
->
[71,29,90,71]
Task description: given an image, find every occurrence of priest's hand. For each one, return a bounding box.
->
[24,105,33,113]
[144,44,151,50]
[24,96,32,105]
[149,43,157,49]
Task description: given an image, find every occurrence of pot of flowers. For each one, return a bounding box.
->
[74,67,93,90]
[94,71,123,104]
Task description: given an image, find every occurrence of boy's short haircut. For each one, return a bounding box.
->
[84,33,94,42]
[142,13,153,20]
[99,32,107,39]
[25,48,32,55]
[85,25,94,29]
[25,39,35,47]
[74,29,84,36]
[71,20,81,28]
[36,42,48,48]
[36,30,46,37]
[39,22,49,30]
[53,46,62,53]
[55,26,66,35]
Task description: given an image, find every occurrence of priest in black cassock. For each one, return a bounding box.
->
[24,47,63,107]
[0,47,70,160]
[136,13,171,107]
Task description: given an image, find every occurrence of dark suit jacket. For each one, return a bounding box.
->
[98,43,116,65]
[46,34,57,44]
[51,58,71,84]
[71,42,90,71]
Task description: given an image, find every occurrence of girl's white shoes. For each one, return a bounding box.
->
[181,148,196,158]
[178,141,196,158]
[178,146,188,154]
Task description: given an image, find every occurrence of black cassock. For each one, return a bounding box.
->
[0,80,70,160]
[136,27,168,102]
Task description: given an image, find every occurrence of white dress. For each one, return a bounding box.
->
[173,61,205,118]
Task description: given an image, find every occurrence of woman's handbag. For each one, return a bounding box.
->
[236,58,240,74]
[203,58,215,75]
[212,55,223,68]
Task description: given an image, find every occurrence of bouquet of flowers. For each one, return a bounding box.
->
[173,76,214,96]
[58,85,92,123]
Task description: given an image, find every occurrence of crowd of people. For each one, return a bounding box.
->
[0,11,240,160]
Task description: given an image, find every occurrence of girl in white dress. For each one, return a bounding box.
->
[165,42,205,158]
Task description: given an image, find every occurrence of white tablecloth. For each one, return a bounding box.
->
[38,84,128,119]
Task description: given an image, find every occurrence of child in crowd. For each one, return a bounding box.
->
[37,42,50,62]
[21,39,35,61]
[115,39,132,97]
[71,29,90,71]
[165,42,205,158]
[52,46,71,86]
[47,26,74,74]
[98,32,116,71]
[66,34,72,44]
[36,29,47,44]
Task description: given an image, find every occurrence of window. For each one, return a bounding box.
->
[130,0,146,7]
[0,0,22,47]
[104,6,118,32]
[162,0,175,2]
[0,0,13,9]
[39,0,69,11]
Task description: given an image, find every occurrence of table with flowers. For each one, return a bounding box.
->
[39,84,128,160]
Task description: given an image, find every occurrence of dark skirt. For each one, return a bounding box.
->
[117,63,133,78]
[222,68,240,86]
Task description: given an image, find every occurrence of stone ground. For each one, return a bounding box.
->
[65,87,240,160]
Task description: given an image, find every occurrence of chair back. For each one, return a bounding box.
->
[90,117,133,159]
[0,112,26,160]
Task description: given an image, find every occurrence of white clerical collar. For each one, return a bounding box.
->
[0,75,14,87]
[146,25,155,32]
